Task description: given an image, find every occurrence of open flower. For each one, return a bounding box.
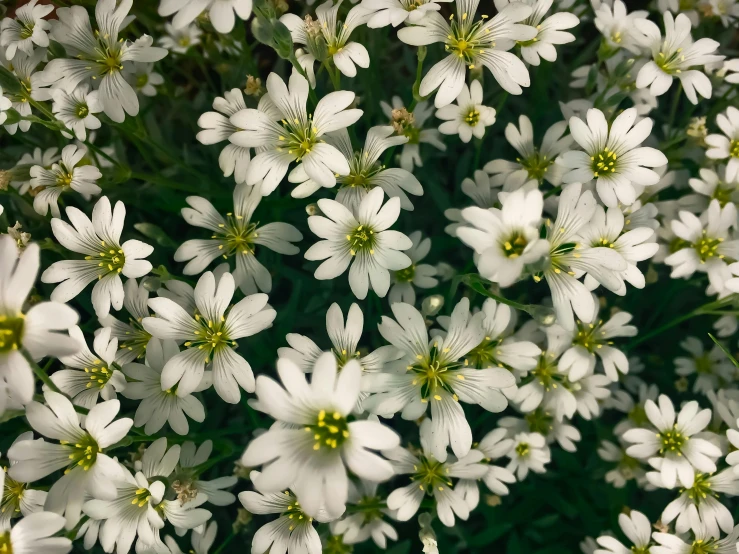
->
[634,12,724,104]
[122,338,207,435]
[364,299,516,461]
[196,88,255,184]
[398,0,536,107]
[0,235,79,407]
[384,420,488,526]
[0,511,72,554]
[0,0,53,59]
[158,0,252,34]
[623,395,722,489]
[305,187,412,299]
[230,72,363,194]
[457,186,547,287]
[291,126,422,212]
[51,326,127,410]
[705,107,739,182]
[30,144,102,218]
[281,1,371,80]
[435,80,496,143]
[496,0,579,66]
[388,231,439,304]
[175,184,302,294]
[558,107,668,207]
[42,0,168,122]
[52,85,103,141]
[41,197,154,318]
[143,271,276,403]
[241,353,400,519]
[362,0,453,27]
[8,392,133,528]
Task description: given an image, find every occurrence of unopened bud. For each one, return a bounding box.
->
[272,20,294,59]
[421,295,444,317]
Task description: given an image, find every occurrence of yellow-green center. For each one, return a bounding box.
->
[305,409,349,451]
[0,314,24,353]
[591,148,618,177]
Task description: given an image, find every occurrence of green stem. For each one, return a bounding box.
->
[626,297,733,350]
[213,531,237,554]
[324,60,341,91]
[666,83,682,140]
[24,350,62,394]
[408,46,427,112]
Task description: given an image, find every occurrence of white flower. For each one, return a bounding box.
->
[435,80,496,142]
[42,0,167,122]
[463,298,541,373]
[722,58,739,84]
[538,183,628,330]
[593,0,649,54]
[555,306,636,381]
[388,231,439,304]
[98,278,153,364]
[0,433,47,528]
[654,468,739,538]
[239,477,324,554]
[11,147,60,194]
[0,511,72,554]
[651,524,739,554]
[197,88,259,184]
[484,115,573,187]
[143,271,275,403]
[122,338,208,435]
[229,72,362,194]
[362,0,453,27]
[577,205,659,293]
[558,107,668,207]
[2,50,49,135]
[241,353,400,519]
[50,326,126,411]
[0,235,79,407]
[505,432,550,479]
[384,420,487,526]
[83,464,211,554]
[41,196,154,318]
[364,299,516,461]
[594,510,653,554]
[51,85,103,141]
[381,96,446,172]
[175,440,238,507]
[158,22,202,54]
[457,186,547,287]
[0,0,53,59]
[705,107,739,182]
[0,87,11,126]
[281,1,371,79]
[30,144,102,218]
[8,392,133,527]
[291,126,422,212]
[664,200,739,292]
[675,336,735,395]
[277,302,399,376]
[634,12,724,104]
[686,166,739,210]
[397,0,537,107]
[445,170,501,236]
[331,480,398,548]
[126,62,164,97]
[622,395,722,488]
[175,184,302,294]
[597,440,649,489]
[305,187,412,299]
[158,0,252,34]
[496,0,579,66]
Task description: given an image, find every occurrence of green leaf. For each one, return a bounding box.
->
[134,222,179,248]
[708,333,739,368]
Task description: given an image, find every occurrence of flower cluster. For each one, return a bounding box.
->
[0,0,737,553]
